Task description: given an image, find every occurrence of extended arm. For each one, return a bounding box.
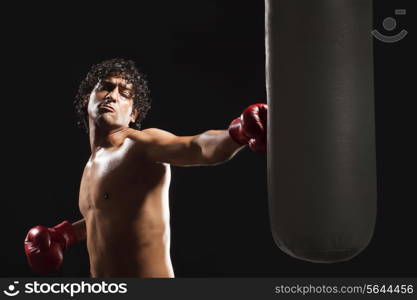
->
[192,130,244,165]
[137,128,242,166]
[134,103,267,166]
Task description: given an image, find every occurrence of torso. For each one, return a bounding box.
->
[78,131,174,278]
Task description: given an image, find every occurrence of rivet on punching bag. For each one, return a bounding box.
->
[265,0,377,263]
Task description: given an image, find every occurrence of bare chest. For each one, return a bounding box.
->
[78,143,168,217]
[78,143,140,213]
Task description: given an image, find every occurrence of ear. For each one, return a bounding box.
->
[130,108,140,123]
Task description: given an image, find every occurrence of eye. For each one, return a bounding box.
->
[121,91,132,98]
[99,82,113,91]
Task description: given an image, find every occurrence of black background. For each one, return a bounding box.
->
[2,0,415,277]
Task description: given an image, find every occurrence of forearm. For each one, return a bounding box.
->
[71,218,87,242]
[192,130,245,165]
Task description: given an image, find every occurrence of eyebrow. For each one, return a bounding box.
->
[102,80,133,90]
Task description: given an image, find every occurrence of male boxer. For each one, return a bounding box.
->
[24,58,267,278]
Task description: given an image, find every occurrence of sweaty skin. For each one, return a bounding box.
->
[76,76,243,278]
[79,129,173,278]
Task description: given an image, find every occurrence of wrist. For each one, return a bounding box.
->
[72,219,87,241]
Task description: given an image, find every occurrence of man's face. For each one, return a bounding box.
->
[87,76,138,130]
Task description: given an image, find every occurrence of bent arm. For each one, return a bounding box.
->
[135,128,244,166]
[72,219,87,242]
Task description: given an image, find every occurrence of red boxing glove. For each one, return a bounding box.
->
[24,221,77,274]
[228,103,268,154]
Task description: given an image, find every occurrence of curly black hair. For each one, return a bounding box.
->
[74,58,151,132]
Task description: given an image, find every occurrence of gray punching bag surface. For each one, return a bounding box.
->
[265,0,377,263]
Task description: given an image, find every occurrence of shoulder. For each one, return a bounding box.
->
[127,128,177,143]
[121,129,174,166]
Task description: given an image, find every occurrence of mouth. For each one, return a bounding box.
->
[99,105,115,113]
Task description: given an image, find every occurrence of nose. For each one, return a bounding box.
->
[104,88,119,103]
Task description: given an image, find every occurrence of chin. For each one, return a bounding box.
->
[95,116,113,127]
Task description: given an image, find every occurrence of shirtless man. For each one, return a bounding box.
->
[24,58,267,278]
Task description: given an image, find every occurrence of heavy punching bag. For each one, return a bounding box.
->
[265,0,377,263]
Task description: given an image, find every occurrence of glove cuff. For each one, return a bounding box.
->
[52,221,78,250]
[228,117,250,145]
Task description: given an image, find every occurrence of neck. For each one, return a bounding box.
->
[88,121,129,155]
